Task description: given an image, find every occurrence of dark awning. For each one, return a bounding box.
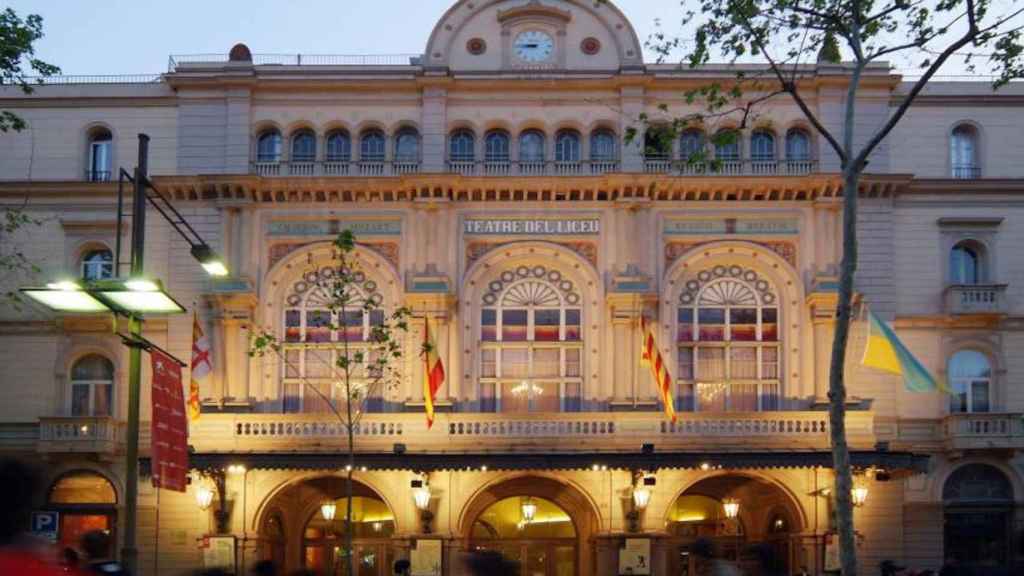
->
[143,450,929,475]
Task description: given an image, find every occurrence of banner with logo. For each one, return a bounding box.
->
[151,348,189,492]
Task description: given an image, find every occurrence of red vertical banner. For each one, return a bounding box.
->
[150,349,189,492]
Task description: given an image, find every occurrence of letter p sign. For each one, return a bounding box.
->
[30,511,59,542]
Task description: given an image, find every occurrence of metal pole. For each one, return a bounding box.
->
[122,133,149,574]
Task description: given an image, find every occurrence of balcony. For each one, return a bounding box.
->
[952,164,981,179]
[38,416,124,456]
[643,158,816,176]
[188,410,876,454]
[943,413,1024,452]
[944,284,1008,315]
[252,160,421,177]
[446,160,621,177]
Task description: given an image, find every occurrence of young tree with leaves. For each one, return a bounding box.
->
[249,230,411,576]
[0,7,59,308]
[633,1,1023,574]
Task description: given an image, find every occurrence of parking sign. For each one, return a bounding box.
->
[30,511,59,542]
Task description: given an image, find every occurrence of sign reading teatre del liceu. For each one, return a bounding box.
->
[463,217,600,236]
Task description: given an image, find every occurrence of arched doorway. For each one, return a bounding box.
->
[462,476,599,576]
[257,476,397,576]
[943,463,1015,574]
[470,496,576,576]
[666,474,802,576]
[47,470,118,555]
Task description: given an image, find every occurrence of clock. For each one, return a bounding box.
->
[513,30,555,63]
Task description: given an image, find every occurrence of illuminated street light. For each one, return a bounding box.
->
[93,278,186,315]
[20,281,109,313]
[190,244,229,277]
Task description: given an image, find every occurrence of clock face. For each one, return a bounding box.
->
[513,30,555,63]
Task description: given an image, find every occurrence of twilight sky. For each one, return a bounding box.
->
[8,0,1016,77]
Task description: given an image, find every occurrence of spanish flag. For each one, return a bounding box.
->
[640,316,677,422]
[189,311,212,421]
[423,318,445,429]
[861,309,943,392]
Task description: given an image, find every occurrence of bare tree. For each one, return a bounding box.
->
[629,1,1024,574]
[249,230,411,576]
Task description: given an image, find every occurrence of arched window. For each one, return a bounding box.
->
[282,266,387,414]
[449,129,476,162]
[325,130,352,162]
[470,496,576,574]
[950,240,985,284]
[554,130,581,163]
[785,129,811,160]
[679,129,706,161]
[485,131,511,162]
[360,130,386,162]
[519,130,546,163]
[590,129,617,162]
[750,130,776,161]
[948,350,992,413]
[256,130,283,163]
[87,128,113,182]
[70,355,114,417]
[951,124,980,179]
[81,248,114,281]
[676,266,780,411]
[479,265,583,413]
[290,130,316,163]
[644,126,672,160]
[394,128,420,163]
[943,464,1013,570]
[714,129,741,163]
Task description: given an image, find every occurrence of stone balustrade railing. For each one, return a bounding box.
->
[943,413,1024,451]
[38,416,124,454]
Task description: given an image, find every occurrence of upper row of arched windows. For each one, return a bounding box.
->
[645,127,814,163]
[256,127,421,164]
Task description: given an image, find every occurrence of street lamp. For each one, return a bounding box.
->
[191,244,229,277]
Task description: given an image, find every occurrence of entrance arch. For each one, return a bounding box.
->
[256,475,397,576]
[461,475,600,576]
[943,463,1016,573]
[664,473,805,576]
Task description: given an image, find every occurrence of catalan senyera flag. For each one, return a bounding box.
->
[189,312,212,421]
[861,309,944,393]
[640,316,677,423]
[423,318,446,429]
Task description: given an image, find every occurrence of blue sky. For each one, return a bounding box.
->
[11,0,677,75]
[9,0,1016,77]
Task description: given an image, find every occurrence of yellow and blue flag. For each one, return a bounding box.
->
[861,310,944,393]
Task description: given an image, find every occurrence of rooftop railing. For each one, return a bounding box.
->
[15,74,163,85]
[169,53,423,71]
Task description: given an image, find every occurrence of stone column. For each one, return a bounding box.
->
[421,85,448,172]
[606,290,657,405]
[806,283,839,405]
[208,293,257,405]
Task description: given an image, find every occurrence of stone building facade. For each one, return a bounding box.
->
[1,1,1023,574]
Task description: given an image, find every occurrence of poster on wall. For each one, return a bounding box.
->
[618,538,651,575]
[824,533,840,572]
[202,535,236,572]
[411,538,442,576]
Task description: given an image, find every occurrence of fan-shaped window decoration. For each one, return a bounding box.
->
[281,266,388,414]
[479,265,583,414]
[677,266,780,412]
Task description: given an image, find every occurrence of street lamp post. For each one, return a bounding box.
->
[20,134,229,575]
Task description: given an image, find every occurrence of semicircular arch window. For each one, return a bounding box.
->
[281,266,388,414]
[479,265,583,413]
[677,266,780,412]
[49,470,117,505]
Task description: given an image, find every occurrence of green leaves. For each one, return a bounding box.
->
[0,8,60,133]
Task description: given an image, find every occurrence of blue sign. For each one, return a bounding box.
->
[30,511,59,541]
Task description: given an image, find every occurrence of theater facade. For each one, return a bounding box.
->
[2,1,1024,574]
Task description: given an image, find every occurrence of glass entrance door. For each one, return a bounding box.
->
[472,541,575,576]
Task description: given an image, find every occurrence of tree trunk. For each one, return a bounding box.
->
[829,167,861,576]
[345,377,356,576]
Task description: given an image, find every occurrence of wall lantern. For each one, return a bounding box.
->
[521,497,538,523]
[411,477,434,534]
[195,485,215,511]
[722,498,740,520]
[852,485,869,508]
[321,501,337,521]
